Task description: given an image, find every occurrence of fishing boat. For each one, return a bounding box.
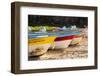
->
[50,32,73,49]
[70,34,82,45]
[49,31,82,49]
[53,35,73,49]
[28,34,56,56]
[57,31,82,46]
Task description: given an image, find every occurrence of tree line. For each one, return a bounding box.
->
[28,15,88,28]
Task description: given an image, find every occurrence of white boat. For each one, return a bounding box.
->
[50,31,82,49]
[52,35,73,49]
[70,34,82,45]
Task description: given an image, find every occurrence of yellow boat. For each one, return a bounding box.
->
[28,36,56,56]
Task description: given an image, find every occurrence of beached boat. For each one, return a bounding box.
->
[28,34,56,56]
[56,31,82,46]
[46,32,71,49]
[50,32,73,49]
[49,31,82,49]
[70,34,82,45]
[53,35,73,49]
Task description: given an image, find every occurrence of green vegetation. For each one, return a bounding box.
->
[29,25,55,31]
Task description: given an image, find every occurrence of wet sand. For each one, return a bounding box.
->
[29,37,88,60]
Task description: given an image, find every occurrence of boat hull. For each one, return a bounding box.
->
[50,35,73,49]
[70,35,82,45]
[28,36,56,56]
[54,40,72,49]
[29,44,51,56]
